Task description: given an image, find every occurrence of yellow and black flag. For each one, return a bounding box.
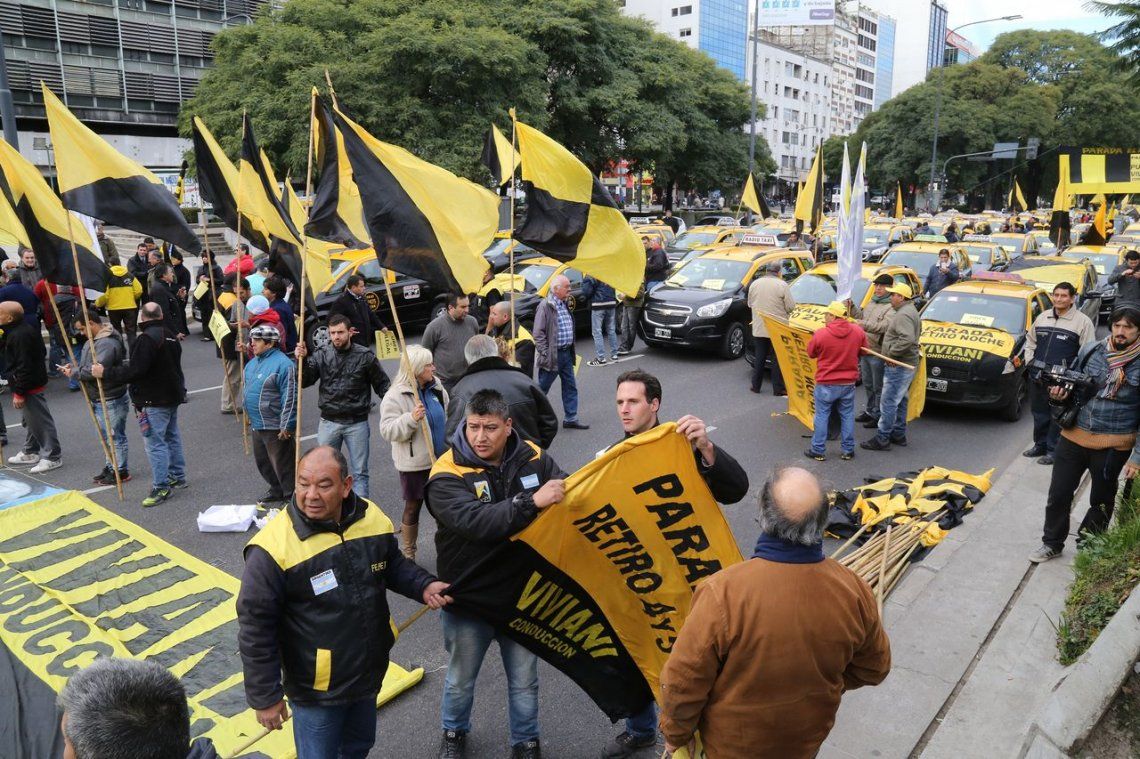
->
[1007,176,1028,213]
[43,85,199,253]
[1082,199,1108,246]
[794,144,824,235]
[307,91,369,249]
[281,175,333,293]
[513,118,645,294]
[894,181,904,219]
[238,115,304,249]
[741,172,771,220]
[1049,171,1071,249]
[481,123,519,187]
[192,116,269,252]
[331,103,494,294]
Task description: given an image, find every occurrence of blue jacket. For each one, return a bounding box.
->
[243,346,297,431]
[924,263,959,295]
[580,276,617,308]
[1072,340,1140,464]
[269,298,299,353]
[0,282,40,328]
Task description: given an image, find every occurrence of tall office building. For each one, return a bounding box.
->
[619,0,749,80]
[868,0,947,97]
[0,0,269,176]
[872,12,895,109]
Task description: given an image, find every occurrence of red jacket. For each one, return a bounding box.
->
[807,318,866,385]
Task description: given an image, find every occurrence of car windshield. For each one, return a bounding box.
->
[881,249,938,273]
[668,258,751,291]
[863,229,891,246]
[327,259,385,295]
[670,231,719,250]
[922,293,1027,334]
[1060,252,1118,276]
[483,238,512,258]
[517,263,557,292]
[991,235,1026,254]
[790,273,871,306]
[960,245,994,265]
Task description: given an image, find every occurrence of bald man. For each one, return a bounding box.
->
[1,301,62,472]
[659,467,891,758]
[533,274,588,429]
[485,300,535,377]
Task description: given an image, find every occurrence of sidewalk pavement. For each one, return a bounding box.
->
[820,451,1081,759]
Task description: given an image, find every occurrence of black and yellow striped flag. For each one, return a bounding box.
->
[794,144,824,235]
[513,118,645,294]
[741,173,770,219]
[238,115,304,250]
[192,116,270,253]
[307,90,369,249]
[482,124,519,187]
[1049,171,1070,249]
[1083,200,1108,246]
[43,85,199,253]
[1008,176,1028,213]
[0,138,108,288]
[280,174,333,293]
[331,103,495,294]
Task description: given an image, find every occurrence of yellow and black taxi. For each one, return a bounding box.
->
[1004,255,1103,324]
[1059,244,1125,314]
[664,223,750,264]
[878,239,973,291]
[477,255,591,334]
[1028,229,1058,256]
[784,262,923,332]
[629,218,677,244]
[642,237,813,359]
[482,234,542,274]
[957,235,1012,271]
[990,232,1039,258]
[311,248,446,346]
[861,223,914,262]
[919,280,1050,421]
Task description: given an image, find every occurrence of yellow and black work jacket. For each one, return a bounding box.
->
[237,494,435,708]
[488,320,536,377]
[426,426,566,583]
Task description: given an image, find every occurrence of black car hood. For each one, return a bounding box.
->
[646,283,741,307]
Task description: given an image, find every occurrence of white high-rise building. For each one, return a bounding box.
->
[619,0,749,81]
[865,0,948,97]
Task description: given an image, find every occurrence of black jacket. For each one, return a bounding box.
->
[426,426,566,582]
[608,425,749,505]
[147,279,188,335]
[329,290,385,347]
[237,494,435,708]
[103,322,185,408]
[126,254,151,298]
[444,356,558,448]
[1,320,47,395]
[486,320,535,378]
[301,342,391,423]
[645,247,669,282]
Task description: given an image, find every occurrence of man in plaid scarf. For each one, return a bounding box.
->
[1031,304,1140,563]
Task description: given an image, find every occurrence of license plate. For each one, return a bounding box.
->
[654,327,672,339]
[926,378,948,392]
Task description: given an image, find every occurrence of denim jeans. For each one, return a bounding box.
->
[619,305,641,352]
[440,611,539,745]
[626,701,657,739]
[812,384,856,454]
[591,307,618,359]
[860,354,884,417]
[291,697,376,759]
[318,419,371,497]
[142,405,186,489]
[1029,380,1060,454]
[876,365,915,442]
[93,393,130,471]
[50,332,79,390]
[538,346,579,422]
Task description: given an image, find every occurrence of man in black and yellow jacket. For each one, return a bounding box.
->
[237,445,451,758]
[426,388,567,759]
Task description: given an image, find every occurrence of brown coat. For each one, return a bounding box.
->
[659,557,891,758]
[747,275,795,338]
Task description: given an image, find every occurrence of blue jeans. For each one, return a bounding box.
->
[1029,380,1060,454]
[876,365,915,442]
[50,333,79,390]
[440,611,539,745]
[860,355,884,417]
[591,307,618,359]
[318,418,370,497]
[142,405,186,489]
[538,346,579,422]
[93,393,130,471]
[291,697,376,759]
[812,384,856,454]
[626,701,657,739]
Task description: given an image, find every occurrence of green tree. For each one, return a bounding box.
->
[1086,1,1140,85]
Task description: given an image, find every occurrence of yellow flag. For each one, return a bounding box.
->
[895,182,904,219]
[794,144,824,233]
[280,175,334,293]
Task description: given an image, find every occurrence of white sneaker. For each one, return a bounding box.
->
[8,452,39,465]
[29,458,62,474]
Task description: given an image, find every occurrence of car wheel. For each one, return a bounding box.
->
[721,322,746,360]
[306,322,331,351]
[744,335,755,366]
[1001,376,1027,422]
[430,301,447,322]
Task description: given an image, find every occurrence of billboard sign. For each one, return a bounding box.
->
[759,0,836,26]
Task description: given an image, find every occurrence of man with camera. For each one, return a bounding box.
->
[1030,305,1140,563]
[1023,283,1096,465]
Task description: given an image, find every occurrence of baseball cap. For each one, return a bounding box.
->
[825,301,848,318]
[886,283,913,299]
[873,273,893,286]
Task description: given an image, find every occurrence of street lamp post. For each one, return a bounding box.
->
[748,0,760,177]
[927,14,1021,211]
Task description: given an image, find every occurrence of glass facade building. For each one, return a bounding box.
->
[698,0,747,80]
[874,14,895,109]
[926,1,948,72]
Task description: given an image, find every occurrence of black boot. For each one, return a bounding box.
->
[511,739,541,759]
[438,730,467,759]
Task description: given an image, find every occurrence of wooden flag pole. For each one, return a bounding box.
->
[293,90,318,468]
[196,205,242,429]
[234,110,251,455]
[507,111,519,355]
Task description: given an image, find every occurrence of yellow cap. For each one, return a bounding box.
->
[886,283,913,299]
[825,301,848,318]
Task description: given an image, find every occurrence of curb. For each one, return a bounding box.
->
[1019,581,1140,757]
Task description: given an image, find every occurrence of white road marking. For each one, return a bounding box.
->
[187,384,224,395]
[83,485,115,495]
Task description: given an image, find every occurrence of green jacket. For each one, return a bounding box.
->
[881,301,921,365]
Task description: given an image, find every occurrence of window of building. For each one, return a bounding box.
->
[679,28,692,38]
[672,5,692,16]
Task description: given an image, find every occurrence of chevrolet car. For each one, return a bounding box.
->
[1004,256,1103,324]
[783,262,924,332]
[861,223,914,262]
[664,225,750,264]
[919,280,1050,421]
[477,255,591,334]
[957,236,1012,271]
[1058,245,1125,315]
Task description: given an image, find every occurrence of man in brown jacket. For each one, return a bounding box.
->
[746,261,795,395]
[659,466,891,758]
[852,273,894,426]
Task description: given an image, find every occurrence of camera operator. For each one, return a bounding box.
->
[1030,305,1140,563]
[1023,282,1096,465]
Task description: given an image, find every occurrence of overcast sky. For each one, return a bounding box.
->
[949,0,1114,51]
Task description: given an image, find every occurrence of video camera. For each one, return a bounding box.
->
[1029,359,1097,401]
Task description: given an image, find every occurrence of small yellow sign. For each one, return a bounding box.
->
[208,309,230,347]
[192,280,210,301]
[374,329,401,360]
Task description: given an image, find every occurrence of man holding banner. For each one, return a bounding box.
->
[426,389,568,759]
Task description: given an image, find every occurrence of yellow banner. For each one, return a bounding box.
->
[0,492,422,758]
[763,316,924,429]
[920,322,1016,361]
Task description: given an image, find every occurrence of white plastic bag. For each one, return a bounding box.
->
[196,504,258,533]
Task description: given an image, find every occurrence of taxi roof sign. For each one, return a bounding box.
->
[740,234,778,246]
[963,234,992,242]
[629,217,654,225]
[717,217,740,226]
[914,234,949,243]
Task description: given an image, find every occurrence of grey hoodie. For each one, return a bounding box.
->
[76,325,129,400]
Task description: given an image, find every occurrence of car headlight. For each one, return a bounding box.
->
[696,299,732,319]
[871,246,887,257]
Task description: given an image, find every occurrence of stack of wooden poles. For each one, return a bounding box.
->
[830,509,947,611]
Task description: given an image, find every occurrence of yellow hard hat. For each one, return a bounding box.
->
[886,283,913,299]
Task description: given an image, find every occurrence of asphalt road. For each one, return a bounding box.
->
[3,321,1033,758]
